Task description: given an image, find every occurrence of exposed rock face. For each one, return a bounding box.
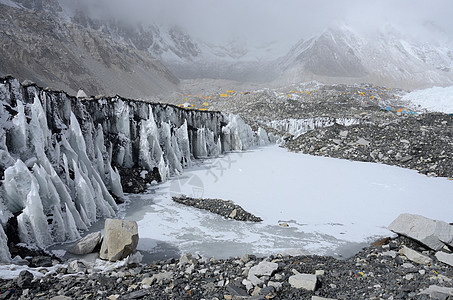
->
[99,219,139,261]
[69,232,101,255]
[0,76,271,261]
[388,214,453,250]
[0,3,179,99]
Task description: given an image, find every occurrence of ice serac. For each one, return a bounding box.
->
[0,76,272,260]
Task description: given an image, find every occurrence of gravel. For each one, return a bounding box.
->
[172,195,263,222]
[1,236,452,299]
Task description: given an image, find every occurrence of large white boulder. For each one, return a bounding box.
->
[388,214,453,250]
[100,219,139,261]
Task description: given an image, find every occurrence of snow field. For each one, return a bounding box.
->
[129,145,453,259]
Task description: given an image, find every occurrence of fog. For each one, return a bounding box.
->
[66,0,453,44]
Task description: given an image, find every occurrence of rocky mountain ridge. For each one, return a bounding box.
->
[0,3,179,99]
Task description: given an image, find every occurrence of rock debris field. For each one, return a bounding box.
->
[172,195,263,222]
[1,229,453,300]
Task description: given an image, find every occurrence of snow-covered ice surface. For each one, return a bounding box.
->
[402,86,453,113]
[126,145,453,260]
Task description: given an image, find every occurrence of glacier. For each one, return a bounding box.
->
[0,76,273,262]
[267,117,361,139]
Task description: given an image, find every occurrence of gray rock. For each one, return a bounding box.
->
[400,155,413,163]
[30,256,52,267]
[179,252,197,265]
[67,260,87,274]
[388,213,453,250]
[16,270,33,288]
[312,297,338,300]
[355,137,370,146]
[419,285,453,298]
[249,261,278,277]
[399,246,432,264]
[288,273,317,290]
[50,296,72,300]
[435,251,453,267]
[69,232,101,255]
[100,219,139,261]
[247,272,264,286]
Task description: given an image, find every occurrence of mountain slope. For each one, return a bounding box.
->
[0,3,179,98]
[279,26,453,90]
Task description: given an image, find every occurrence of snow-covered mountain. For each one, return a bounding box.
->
[278,26,453,90]
[0,1,180,99]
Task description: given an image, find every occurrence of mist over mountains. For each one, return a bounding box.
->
[1,0,453,97]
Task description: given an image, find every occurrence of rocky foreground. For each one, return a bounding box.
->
[1,233,453,300]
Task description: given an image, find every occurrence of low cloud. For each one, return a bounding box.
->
[64,0,453,44]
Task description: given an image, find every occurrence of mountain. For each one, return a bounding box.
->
[278,26,453,90]
[67,13,281,82]
[0,2,179,98]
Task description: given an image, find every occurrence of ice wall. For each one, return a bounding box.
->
[267,117,361,138]
[0,76,272,261]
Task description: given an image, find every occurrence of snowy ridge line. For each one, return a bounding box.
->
[0,76,274,262]
[266,117,361,139]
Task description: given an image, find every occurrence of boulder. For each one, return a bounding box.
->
[288,274,317,290]
[69,232,101,255]
[16,270,33,288]
[388,213,453,250]
[99,219,139,261]
[399,246,432,264]
[249,261,279,277]
[435,251,453,267]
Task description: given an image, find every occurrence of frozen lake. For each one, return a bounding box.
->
[120,145,453,261]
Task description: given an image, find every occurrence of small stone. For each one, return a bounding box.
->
[67,260,87,274]
[288,273,317,290]
[315,270,325,276]
[279,223,289,227]
[400,155,413,163]
[251,286,261,296]
[402,262,415,269]
[50,297,72,300]
[404,274,414,280]
[339,130,348,138]
[355,138,370,146]
[179,252,196,265]
[229,209,237,219]
[241,254,250,263]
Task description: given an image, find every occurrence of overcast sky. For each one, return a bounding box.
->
[71,0,453,45]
